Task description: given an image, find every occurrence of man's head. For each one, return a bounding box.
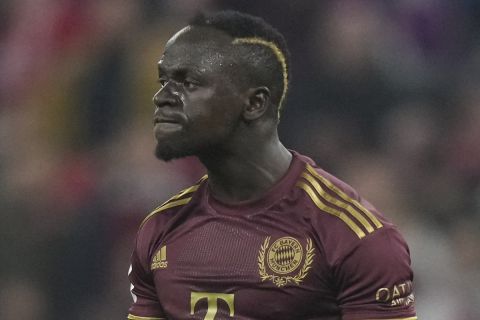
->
[153,11,290,161]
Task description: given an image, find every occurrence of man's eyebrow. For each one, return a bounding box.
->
[157,64,205,77]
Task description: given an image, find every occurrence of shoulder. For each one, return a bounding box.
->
[297,161,386,236]
[293,156,415,312]
[293,156,403,263]
[135,175,207,248]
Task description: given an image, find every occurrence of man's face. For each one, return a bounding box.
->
[153,26,245,161]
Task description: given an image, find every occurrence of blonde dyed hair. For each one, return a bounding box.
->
[232,37,289,118]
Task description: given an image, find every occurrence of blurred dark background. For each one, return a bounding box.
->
[1,0,479,319]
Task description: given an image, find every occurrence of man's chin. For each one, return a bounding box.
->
[154,143,194,162]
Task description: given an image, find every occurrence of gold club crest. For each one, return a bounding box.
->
[258,236,315,287]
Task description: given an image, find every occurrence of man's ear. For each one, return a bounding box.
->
[243,87,270,121]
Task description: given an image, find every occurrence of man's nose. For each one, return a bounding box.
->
[153,84,180,109]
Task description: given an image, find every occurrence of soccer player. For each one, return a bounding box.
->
[128,11,416,320]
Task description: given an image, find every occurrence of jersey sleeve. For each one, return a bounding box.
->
[334,227,417,320]
[127,233,166,320]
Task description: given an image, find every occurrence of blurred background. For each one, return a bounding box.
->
[1,0,479,319]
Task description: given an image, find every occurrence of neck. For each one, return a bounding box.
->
[199,132,292,204]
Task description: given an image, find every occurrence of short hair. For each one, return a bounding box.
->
[189,11,290,118]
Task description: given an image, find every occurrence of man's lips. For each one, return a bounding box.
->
[153,117,181,125]
[153,116,183,134]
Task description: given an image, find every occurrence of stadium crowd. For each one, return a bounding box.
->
[0,0,479,319]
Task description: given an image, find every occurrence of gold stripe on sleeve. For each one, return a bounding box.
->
[306,164,383,229]
[169,184,200,201]
[141,176,207,228]
[140,197,191,228]
[302,172,375,234]
[151,175,207,212]
[127,314,166,320]
[297,181,366,239]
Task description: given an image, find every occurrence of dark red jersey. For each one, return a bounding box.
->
[128,151,416,320]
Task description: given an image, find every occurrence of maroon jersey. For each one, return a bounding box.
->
[128,151,416,320]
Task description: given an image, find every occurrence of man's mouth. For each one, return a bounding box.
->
[154,117,180,125]
[154,117,183,134]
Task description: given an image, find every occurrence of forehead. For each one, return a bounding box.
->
[159,26,235,74]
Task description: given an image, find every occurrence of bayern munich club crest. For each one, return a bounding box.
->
[258,236,315,287]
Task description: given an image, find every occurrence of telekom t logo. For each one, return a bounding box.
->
[190,292,234,320]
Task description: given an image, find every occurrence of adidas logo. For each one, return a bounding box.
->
[151,245,168,270]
